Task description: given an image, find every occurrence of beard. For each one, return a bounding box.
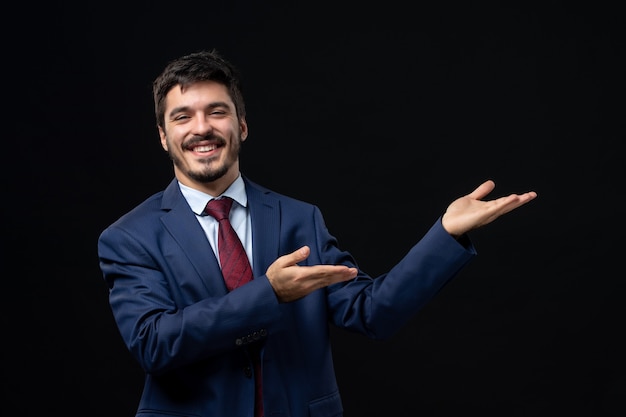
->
[167,133,242,183]
[185,159,230,183]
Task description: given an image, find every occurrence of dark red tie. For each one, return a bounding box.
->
[204,197,253,290]
[203,197,263,417]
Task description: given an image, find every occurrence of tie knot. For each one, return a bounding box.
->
[204,197,234,221]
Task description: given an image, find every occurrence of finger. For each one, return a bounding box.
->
[494,192,538,214]
[295,265,358,287]
[312,265,358,279]
[467,179,496,200]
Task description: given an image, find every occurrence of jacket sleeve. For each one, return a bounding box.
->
[98,222,282,375]
[317,211,477,340]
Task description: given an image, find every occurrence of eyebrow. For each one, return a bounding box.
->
[168,101,232,119]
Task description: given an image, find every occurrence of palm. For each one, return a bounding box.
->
[442,180,537,237]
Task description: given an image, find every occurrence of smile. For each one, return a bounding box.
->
[193,145,218,152]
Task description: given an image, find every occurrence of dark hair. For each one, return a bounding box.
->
[152,49,246,129]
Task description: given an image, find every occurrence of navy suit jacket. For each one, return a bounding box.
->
[98,175,476,417]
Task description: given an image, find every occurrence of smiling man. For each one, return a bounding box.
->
[97,49,537,417]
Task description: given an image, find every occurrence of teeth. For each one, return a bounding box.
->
[194,145,216,152]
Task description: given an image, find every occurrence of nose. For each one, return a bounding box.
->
[190,113,213,136]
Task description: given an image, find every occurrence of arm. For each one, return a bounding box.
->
[98,225,281,375]
[266,180,537,301]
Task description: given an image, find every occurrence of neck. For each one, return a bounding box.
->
[175,168,240,197]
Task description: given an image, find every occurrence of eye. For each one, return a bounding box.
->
[210,108,227,115]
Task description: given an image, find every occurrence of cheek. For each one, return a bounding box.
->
[232,135,244,150]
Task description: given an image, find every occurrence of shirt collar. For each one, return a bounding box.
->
[178,174,248,215]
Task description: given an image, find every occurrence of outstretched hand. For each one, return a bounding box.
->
[266,180,536,302]
[266,246,358,303]
[441,180,537,238]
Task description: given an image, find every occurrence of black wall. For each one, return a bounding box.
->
[8,2,624,416]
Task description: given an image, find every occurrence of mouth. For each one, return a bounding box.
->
[192,144,219,153]
[184,138,224,156]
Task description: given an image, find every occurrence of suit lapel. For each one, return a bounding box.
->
[245,178,281,278]
[160,179,227,295]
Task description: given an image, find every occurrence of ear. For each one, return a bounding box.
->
[158,126,168,151]
[240,117,249,142]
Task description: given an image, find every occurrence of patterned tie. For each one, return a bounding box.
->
[203,197,263,417]
[203,197,253,290]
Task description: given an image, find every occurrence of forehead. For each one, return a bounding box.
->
[165,80,233,108]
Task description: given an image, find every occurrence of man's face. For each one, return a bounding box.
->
[159,80,247,192]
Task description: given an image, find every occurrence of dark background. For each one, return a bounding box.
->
[7,1,624,416]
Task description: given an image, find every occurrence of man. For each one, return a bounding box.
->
[97,49,537,417]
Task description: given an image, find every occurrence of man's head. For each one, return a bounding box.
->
[153,50,248,195]
[153,50,246,129]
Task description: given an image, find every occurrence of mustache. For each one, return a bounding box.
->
[183,134,226,148]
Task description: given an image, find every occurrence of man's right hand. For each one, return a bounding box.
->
[266,246,358,302]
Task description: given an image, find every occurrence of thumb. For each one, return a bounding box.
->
[278,245,310,267]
